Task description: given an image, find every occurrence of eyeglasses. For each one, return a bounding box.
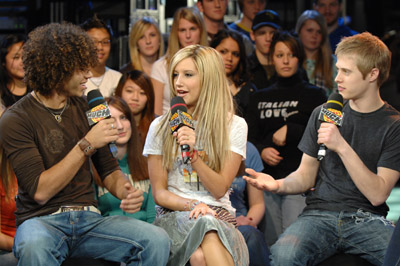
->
[92,39,111,46]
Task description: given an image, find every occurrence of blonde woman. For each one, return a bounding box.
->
[151,7,208,116]
[295,10,338,96]
[120,17,164,76]
[144,45,249,266]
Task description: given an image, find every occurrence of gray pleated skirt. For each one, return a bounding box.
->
[154,207,249,266]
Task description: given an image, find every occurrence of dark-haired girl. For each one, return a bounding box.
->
[0,34,29,108]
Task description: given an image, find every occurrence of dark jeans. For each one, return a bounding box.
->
[271,209,394,266]
[0,250,18,266]
[238,225,270,266]
[383,216,400,266]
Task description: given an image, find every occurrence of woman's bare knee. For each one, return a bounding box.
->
[190,247,206,266]
[203,230,219,241]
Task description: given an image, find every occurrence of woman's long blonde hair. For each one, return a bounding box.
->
[158,45,234,172]
[129,17,164,71]
[295,10,334,89]
[165,7,208,66]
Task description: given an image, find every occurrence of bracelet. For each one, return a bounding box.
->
[189,199,202,211]
[77,138,97,156]
[183,199,190,211]
[189,149,198,163]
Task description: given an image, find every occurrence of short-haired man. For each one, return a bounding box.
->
[247,10,280,91]
[314,0,357,51]
[81,15,122,97]
[196,0,254,56]
[0,23,170,265]
[245,32,400,265]
[228,0,266,40]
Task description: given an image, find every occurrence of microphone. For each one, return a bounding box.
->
[317,93,344,161]
[170,96,194,164]
[86,89,117,158]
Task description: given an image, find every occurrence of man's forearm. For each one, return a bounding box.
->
[34,144,87,205]
[277,154,319,195]
[337,142,399,206]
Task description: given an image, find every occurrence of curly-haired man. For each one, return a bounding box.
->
[0,23,170,265]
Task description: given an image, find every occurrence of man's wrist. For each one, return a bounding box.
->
[78,137,97,156]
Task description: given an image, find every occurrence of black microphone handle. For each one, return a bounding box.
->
[317,143,326,161]
[181,144,191,164]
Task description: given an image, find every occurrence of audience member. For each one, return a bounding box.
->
[0,99,4,116]
[144,45,249,265]
[210,29,253,117]
[115,70,155,145]
[229,0,266,40]
[245,32,400,265]
[95,96,155,223]
[81,14,122,97]
[246,31,327,247]
[230,142,270,266]
[196,0,254,56]
[248,10,280,91]
[313,0,357,51]
[120,17,164,76]
[151,7,207,116]
[0,34,30,108]
[0,147,18,266]
[0,22,170,265]
[296,10,338,96]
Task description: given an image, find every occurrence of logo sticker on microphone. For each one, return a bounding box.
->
[319,108,343,126]
[86,103,110,126]
[170,110,194,133]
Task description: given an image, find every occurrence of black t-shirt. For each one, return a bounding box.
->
[300,102,400,216]
[0,93,119,225]
[1,88,31,108]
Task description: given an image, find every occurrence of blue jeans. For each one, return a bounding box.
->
[238,225,270,266]
[383,216,400,266]
[270,209,394,266]
[13,211,170,266]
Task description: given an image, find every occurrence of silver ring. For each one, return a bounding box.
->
[111,123,114,129]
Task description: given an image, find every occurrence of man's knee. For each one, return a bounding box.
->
[271,235,305,265]
[150,226,170,250]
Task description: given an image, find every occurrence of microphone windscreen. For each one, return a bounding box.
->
[87,89,105,109]
[170,96,187,114]
[326,93,343,111]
